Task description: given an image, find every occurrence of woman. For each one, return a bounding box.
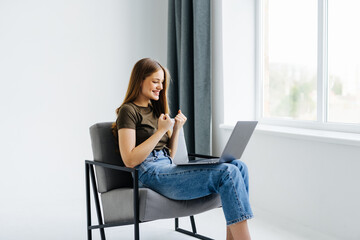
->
[113,58,253,240]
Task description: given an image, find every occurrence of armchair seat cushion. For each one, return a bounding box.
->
[101,187,221,224]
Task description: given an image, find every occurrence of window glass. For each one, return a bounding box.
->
[328,0,360,124]
[263,0,318,120]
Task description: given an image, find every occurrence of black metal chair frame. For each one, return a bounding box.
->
[85,153,219,240]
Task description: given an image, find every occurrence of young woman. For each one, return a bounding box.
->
[113,58,253,240]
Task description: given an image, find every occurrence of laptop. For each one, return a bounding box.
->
[173,121,258,165]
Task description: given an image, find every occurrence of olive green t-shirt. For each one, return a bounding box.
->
[116,102,169,150]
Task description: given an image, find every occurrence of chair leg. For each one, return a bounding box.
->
[134,221,139,240]
[86,164,92,240]
[89,165,106,240]
[190,215,197,233]
[133,170,140,240]
[174,216,214,240]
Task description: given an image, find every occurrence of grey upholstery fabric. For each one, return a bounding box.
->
[101,188,221,223]
[90,122,132,193]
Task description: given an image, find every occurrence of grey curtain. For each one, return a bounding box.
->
[167,0,211,155]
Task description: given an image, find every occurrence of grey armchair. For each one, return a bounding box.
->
[85,122,221,240]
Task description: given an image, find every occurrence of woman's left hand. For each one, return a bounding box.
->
[173,110,187,131]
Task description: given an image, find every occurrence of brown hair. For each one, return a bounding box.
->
[112,58,171,137]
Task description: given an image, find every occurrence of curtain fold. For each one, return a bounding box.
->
[167,0,211,154]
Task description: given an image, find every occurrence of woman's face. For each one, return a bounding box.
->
[140,69,164,101]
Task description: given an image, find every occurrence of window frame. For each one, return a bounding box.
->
[255,0,360,134]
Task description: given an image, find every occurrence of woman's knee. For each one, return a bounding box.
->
[230,160,248,173]
[221,163,242,179]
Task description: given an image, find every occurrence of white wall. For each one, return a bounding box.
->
[212,0,256,155]
[222,0,256,126]
[245,132,360,240]
[212,1,360,239]
[0,0,167,239]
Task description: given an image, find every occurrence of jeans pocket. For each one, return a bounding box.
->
[144,156,156,163]
[138,160,154,176]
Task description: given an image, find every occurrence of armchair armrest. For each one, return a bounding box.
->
[187,153,219,159]
[85,160,139,191]
[85,160,137,173]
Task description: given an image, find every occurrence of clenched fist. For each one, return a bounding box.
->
[173,110,187,131]
[158,114,174,133]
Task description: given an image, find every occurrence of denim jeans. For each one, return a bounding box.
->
[135,149,253,225]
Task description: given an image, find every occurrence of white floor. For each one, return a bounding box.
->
[92,208,339,240]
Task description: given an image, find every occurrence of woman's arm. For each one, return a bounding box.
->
[168,110,187,159]
[118,113,173,168]
[168,128,180,159]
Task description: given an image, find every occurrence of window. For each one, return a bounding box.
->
[328,0,360,124]
[259,0,360,132]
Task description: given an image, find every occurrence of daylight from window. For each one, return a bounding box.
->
[328,0,360,124]
[263,0,318,121]
[262,0,360,125]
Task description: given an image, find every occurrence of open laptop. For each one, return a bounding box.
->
[173,121,258,165]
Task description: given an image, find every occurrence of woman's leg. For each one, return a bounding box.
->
[227,160,250,194]
[226,226,234,240]
[229,220,251,240]
[226,160,251,239]
[139,157,253,225]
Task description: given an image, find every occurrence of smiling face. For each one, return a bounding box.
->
[139,69,165,102]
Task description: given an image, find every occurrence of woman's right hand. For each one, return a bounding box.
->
[158,114,174,133]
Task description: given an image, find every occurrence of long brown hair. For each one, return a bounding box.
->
[112,58,171,137]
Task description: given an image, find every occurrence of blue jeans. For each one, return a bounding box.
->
[135,149,253,225]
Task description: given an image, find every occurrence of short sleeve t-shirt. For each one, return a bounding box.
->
[116,102,169,150]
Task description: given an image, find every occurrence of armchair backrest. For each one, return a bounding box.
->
[89,122,132,193]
